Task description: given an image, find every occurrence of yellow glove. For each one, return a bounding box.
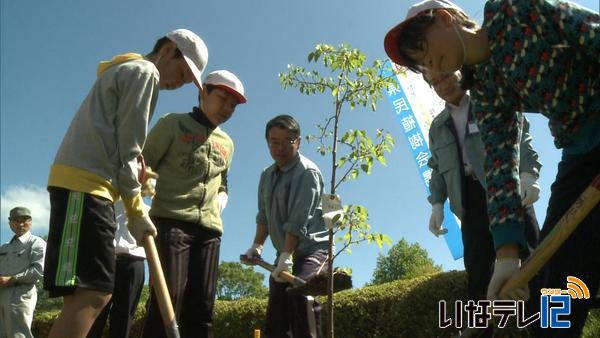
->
[141,168,159,197]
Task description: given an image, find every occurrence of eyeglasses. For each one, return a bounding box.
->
[10,217,32,224]
[268,138,299,148]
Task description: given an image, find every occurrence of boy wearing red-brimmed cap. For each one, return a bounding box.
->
[44,28,208,338]
[140,70,246,338]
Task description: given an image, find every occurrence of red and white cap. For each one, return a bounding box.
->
[384,0,465,67]
[166,29,209,89]
[204,70,247,104]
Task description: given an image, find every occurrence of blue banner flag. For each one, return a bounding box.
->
[382,60,463,260]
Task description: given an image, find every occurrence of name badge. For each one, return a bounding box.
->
[468,122,479,134]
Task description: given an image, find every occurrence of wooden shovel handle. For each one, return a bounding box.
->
[499,174,600,298]
[143,236,180,338]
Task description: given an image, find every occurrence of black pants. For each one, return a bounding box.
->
[44,187,117,297]
[141,217,220,338]
[87,254,145,338]
[531,145,600,338]
[265,250,327,338]
[462,174,540,338]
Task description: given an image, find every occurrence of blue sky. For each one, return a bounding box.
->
[1,0,598,288]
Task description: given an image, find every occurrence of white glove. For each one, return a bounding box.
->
[487,258,529,301]
[271,252,293,283]
[519,172,540,207]
[127,214,158,245]
[217,191,228,214]
[429,204,448,237]
[244,242,263,259]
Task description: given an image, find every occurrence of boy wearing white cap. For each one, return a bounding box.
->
[141,70,246,338]
[44,29,208,338]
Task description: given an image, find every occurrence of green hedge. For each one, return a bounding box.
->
[32,308,59,338]
[32,271,600,337]
[328,271,467,337]
[214,297,267,335]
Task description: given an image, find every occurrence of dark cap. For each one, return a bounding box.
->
[9,207,32,219]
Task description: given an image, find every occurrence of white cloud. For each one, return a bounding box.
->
[1,184,50,239]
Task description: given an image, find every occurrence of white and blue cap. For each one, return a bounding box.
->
[166,28,209,89]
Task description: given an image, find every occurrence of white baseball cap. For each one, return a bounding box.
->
[384,0,465,66]
[166,29,208,89]
[204,70,247,104]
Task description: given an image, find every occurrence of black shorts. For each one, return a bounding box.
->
[44,187,116,297]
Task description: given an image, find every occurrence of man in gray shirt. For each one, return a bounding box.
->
[0,207,46,338]
[245,115,329,338]
[425,70,540,337]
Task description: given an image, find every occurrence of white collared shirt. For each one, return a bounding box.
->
[114,202,146,258]
[14,231,32,244]
[446,92,473,174]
